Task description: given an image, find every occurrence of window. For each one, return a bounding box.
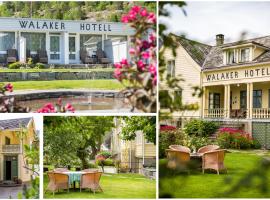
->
[159,89,182,109]
[240,48,250,62]
[227,50,235,64]
[69,36,76,60]
[167,60,175,77]
[240,90,247,109]
[21,32,46,52]
[0,32,15,51]
[209,93,220,109]
[253,90,262,108]
[5,137,10,145]
[80,34,102,57]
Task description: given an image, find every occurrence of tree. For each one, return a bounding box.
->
[120,116,156,144]
[44,116,114,169]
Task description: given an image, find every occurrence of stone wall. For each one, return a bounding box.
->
[0,71,114,82]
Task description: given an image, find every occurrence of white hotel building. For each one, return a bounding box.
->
[0,17,134,65]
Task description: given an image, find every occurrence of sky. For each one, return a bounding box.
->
[160,1,270,45]
[1,114,42,131]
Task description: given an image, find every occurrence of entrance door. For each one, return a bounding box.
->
[4,156,18,180]
[49,35,61,63]
[69,35,76,62]
[240,90,247,109]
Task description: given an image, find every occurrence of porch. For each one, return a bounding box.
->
[203,82,270,119]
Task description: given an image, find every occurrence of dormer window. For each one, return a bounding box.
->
[240,48,250,62]
[227,50,235,64]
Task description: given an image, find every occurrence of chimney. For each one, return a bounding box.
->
[216,34,224,46]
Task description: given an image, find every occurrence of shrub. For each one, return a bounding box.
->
[97,151,112,159]
[35,63,46,69]
[184,119,219,137]
[217,128,261,149]
[8,62,23,69]
[85,163,98,169]
[103,158,115,166]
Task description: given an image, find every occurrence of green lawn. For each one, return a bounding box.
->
[159,150,270,198]
[11,80,123,90]
[0,68,114,73]
[43,173,156,199]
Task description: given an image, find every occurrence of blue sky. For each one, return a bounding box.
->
[160,1,270,45]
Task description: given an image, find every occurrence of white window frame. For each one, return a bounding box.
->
[240,48,250,62]
[167,60,175,77]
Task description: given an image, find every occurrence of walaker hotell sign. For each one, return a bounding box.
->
[0,17,134,35]
[205,66,270,82]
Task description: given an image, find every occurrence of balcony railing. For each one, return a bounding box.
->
[253,108,270,119]
[2,144,21,153]
[204,109,225,118]
[230,109,248,119]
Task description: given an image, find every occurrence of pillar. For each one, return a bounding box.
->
[224,85,227,118]
[101,34,105,51]
[249,82,253,118]
[227,84,230,118]
[62,32,69,64]
[247,83,250,119]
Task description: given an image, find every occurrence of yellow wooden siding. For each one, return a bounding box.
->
[144,144,156,157]
[253,48,265,59]
[163,44,201,117]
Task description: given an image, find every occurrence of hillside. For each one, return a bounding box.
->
[0,2,156,22]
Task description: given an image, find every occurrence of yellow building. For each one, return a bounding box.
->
[0,117,36,183]
[163,34,270,148]
[110,118,156,174]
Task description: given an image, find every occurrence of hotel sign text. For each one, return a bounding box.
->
[19,20,112,32]
[204,66,270,82]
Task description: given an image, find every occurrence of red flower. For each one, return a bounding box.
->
[140,8,148,17]
[160,125,177,131]
[141,51,150,59]
[4,83,13,92]
[65,103,75,113]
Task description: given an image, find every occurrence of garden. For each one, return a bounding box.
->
[159,119,270,198]
[43,116,156,199]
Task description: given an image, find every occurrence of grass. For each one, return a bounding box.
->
[159,150,270,198]
[43,173,156,199]
[0,68,114,73]
[10,80,124,90]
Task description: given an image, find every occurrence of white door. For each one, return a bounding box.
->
[49,35,61,63]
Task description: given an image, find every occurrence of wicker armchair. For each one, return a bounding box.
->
[37,49,48,64]
[80,172,103,194]
[197,145,220,154]
[202,149,227,174]
[165,149,190,170]
[6,49,17,63]
[96,49,110,64]
[169,145,191,153]
[82,169,99,172]
[80,49,95,64]
[45,172,69,196]
[54,168,69,172]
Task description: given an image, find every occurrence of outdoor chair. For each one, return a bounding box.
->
[80,172,103,194]
[54,168,69,172]
[80,49,95,64]
[197,145,220,154]
[6,49,17,63]
[96,49,110,64]
[165,149,190,171]
[45,172,69,196]
[37,49,48,63]
[202,149,227,175]
[169,145,191,153]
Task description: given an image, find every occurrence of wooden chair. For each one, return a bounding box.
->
[169,145,191,153]
[197,145,220,154]
[165,149,190,170]
[202,149,227,175]
[37,49,48,63]
[54,168,69,172]
[82,168,99,172]
[80,49,95,64]
[6,49,17,63]
[80,172,103,194]
[45,172,69,196]
[96,49,110,64]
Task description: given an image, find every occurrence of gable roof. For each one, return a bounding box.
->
[0,118,32,130]
[172,33,270,70]
[171,33,212,66]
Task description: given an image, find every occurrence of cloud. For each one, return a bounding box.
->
[160,2,270,45]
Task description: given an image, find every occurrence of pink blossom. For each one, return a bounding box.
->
[149,64,156,75]
[121,15,129,23]
[142,40,150,49]
[149,33,156,44]
[152,76,157,86]
[137,60,145,70]
[131,5,141,14]
[141,51,150,59]
[65,103,75,113]
[37,103,56,113]
[120,59,128,66]
[114,63,122,69]
[128,11,137,21]
[147,12,156,24]
[140,8,148,17]
[129,48,136,55]
[4,83,13,92]
[114,68,122,79]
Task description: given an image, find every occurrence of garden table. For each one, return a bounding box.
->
[62,171,86,190]
[190,153,203,169]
